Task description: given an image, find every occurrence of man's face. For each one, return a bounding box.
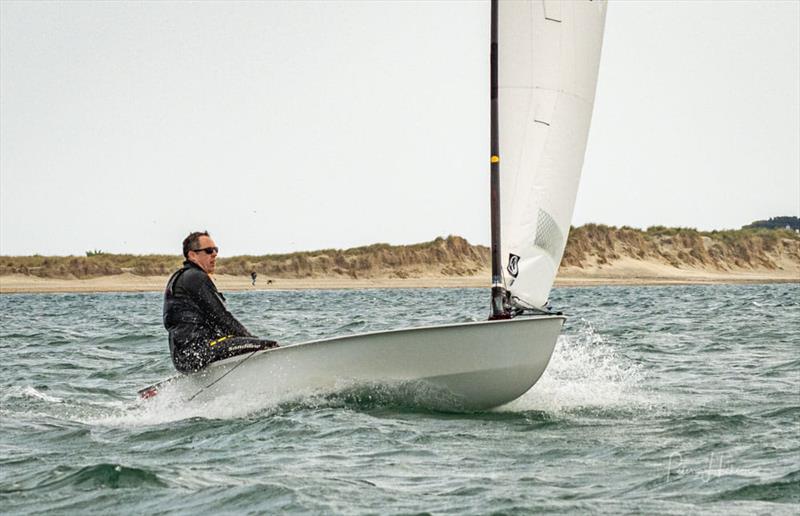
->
[187,235,218,274]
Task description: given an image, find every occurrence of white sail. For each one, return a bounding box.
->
[498,0,607,308]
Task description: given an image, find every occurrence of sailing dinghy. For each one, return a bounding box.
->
[138,0,607,411]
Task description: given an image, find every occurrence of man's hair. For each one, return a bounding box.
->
[183,231,210,259]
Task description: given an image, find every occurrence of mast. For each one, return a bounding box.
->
[489,0,508,319]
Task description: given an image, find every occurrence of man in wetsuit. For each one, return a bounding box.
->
[163,231,278,373]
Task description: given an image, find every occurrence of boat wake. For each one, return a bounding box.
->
[90,379,473,427]
[499,319,656,415]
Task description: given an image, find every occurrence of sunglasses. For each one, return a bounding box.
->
[192,247,219,255]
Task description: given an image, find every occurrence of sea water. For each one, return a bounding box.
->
[0,284,797,514]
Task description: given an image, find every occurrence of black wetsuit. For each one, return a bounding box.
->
[163,261,276,372]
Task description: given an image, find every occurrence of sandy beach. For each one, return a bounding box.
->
[1,259,797,294]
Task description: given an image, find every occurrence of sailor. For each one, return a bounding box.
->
[163,231,278,373]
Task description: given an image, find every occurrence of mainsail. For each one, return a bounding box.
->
[496,0,607,310]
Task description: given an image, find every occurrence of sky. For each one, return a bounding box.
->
[1,0,798,256]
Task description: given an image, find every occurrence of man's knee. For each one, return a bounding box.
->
[171,341,211,373]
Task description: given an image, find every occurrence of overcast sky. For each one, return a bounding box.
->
[1,0,798,256]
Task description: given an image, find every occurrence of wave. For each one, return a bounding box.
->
[710,469,800,503]
[755,405,800,419]
[759,357,800,376]
[2,386,64,404]
[0,463,167,493]
[95,333,157,346]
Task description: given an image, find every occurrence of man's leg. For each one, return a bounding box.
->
[206,336,279,365]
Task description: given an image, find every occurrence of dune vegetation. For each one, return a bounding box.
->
[561,225,800,271]
[1,226,798,280]
[0,236,487,280]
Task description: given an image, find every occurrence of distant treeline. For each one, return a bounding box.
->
[1,226,798,279]
[743,216,799,231]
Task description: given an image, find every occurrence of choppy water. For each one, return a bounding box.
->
[1,284,798,514]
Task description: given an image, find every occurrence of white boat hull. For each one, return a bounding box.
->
[142,315,564,411]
